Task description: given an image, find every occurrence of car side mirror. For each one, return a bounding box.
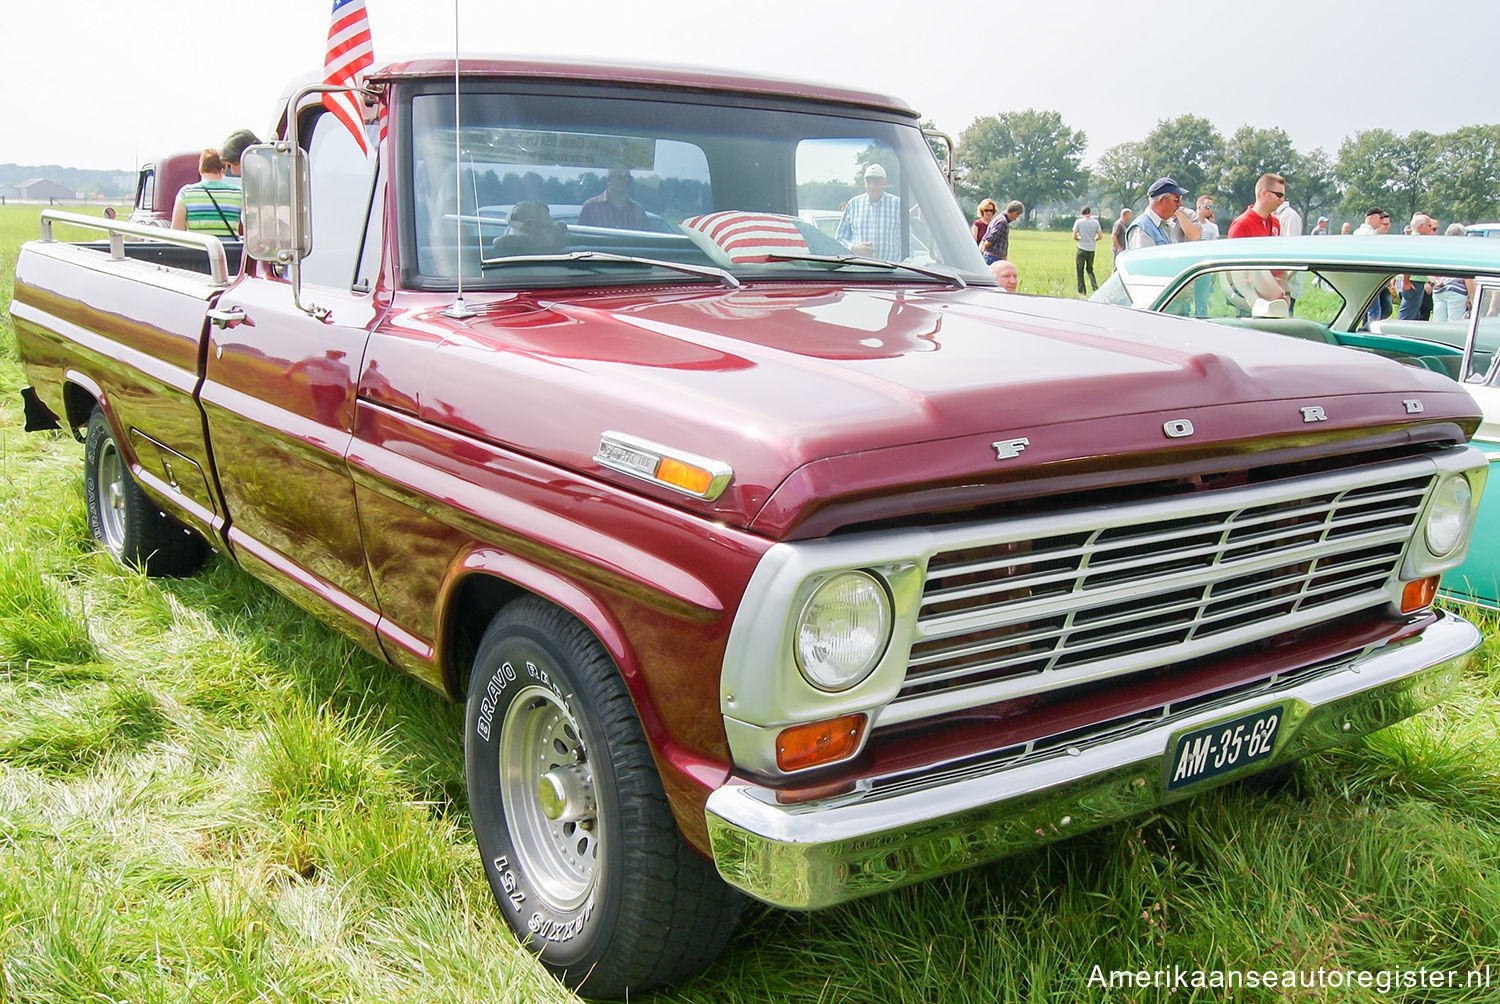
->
[241,142,312,263]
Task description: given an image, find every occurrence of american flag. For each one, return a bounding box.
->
[682,212,811,263]
[323,0,374,155]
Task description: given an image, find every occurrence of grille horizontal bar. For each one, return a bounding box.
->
[875,466,1434,729]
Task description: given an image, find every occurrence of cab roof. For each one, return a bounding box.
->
[366,56,918,118]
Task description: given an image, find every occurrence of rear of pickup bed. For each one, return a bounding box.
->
[12,212,235,539]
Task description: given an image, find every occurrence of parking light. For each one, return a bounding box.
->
[1400,576,1439,614]
[776,713,867,772]
[594,431,732,501]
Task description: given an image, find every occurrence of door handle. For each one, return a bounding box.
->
[207,306,251,329]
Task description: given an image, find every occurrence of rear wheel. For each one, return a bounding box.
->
[464,597,742,998]
[84,407,206,576]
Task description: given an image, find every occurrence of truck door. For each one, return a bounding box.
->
[198,112,386,652]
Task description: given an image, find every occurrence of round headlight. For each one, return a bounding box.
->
[794,571,893,692]
[1425,474,1472,557]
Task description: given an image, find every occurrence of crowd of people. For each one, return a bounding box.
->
[972,171,1478,315]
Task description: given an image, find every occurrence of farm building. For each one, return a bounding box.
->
[15,178,74,200]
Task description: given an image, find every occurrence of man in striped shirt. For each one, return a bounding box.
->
[836,163,903,260]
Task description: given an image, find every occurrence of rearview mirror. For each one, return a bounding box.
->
[241,142,312,263]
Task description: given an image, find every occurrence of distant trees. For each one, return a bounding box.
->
[954,108,1500,226]
[1430,126,1500,224]
[956,110,1089,223]
[1137,115,1222,200]
[1093,141,1149,213]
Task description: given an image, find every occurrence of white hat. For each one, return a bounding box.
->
[863,163,887,180]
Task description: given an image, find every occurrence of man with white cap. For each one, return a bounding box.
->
[1311,216,1329,235]
[836,163,904,260]
[1126,177,1201,249]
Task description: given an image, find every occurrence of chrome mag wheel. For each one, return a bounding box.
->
[499,684,600,911]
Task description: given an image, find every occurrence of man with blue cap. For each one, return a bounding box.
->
[1125,177,1201,250]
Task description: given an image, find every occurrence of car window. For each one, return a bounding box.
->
[1090,272,1133,307]
[1467,284,1500,384]
[1159,267,1346,325]
[302,110,379,290]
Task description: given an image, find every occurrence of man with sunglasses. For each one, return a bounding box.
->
[1226,173,1286,239]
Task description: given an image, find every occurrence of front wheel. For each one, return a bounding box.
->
[464,598,742,998]
[84,407,205,576]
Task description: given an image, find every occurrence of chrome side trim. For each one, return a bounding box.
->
[705,611,1479,910]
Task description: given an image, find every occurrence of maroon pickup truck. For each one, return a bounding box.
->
[11,58,1490,997]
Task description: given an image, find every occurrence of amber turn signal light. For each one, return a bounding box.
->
[654,457,714,496]
[1400,576,1440,614]
[775,712,867,772]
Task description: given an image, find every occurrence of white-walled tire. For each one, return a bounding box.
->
[464,598,742,998]
[83,407,205,576]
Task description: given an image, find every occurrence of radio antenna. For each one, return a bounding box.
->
[443,0,476,319]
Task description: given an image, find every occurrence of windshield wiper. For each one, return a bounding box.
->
[766,252,966,289]
[480,250,739,288]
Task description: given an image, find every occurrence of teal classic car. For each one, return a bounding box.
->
[1095,235,1500,609]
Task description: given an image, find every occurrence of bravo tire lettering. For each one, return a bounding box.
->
[476,659,520,741]
[493,855,527,911]
[530,904,593,942]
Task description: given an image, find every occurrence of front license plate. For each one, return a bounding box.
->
[1166,706,1283,791]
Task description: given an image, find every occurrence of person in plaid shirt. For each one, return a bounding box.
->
[836,163,903,260]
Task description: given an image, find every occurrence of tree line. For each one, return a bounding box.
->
[952,111,1500,227]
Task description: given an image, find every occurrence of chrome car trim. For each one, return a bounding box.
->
[705,611,1479,910]
[595,430,734,501]
[39,209,231,287]
[720,448,1484,777]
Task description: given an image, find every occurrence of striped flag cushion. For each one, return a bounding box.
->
[681,212,810,263]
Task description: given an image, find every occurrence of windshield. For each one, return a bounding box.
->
[399,83,986,289]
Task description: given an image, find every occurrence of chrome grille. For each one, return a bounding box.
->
[876,463,1435,729]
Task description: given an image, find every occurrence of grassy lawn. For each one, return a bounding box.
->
[2,203,1499,1002]
[1008,229,1121,298]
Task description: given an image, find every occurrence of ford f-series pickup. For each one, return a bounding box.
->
[10,58,1490,997]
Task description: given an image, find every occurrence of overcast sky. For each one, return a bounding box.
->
[4,0,1497,174]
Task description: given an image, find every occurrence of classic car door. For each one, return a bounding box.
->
[1442,278,1500,610]
[197,111,387,651]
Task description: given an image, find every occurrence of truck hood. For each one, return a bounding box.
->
[370,285,1480,538]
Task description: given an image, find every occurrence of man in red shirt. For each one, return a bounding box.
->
[1227,173,1286,239]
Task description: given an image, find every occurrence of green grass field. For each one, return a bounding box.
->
[2,204,1499,1002]
[1006,229,1121,298]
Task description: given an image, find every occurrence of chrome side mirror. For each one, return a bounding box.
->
[241,142,312,264]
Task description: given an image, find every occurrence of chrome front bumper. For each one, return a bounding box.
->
[704,611,1480,910]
